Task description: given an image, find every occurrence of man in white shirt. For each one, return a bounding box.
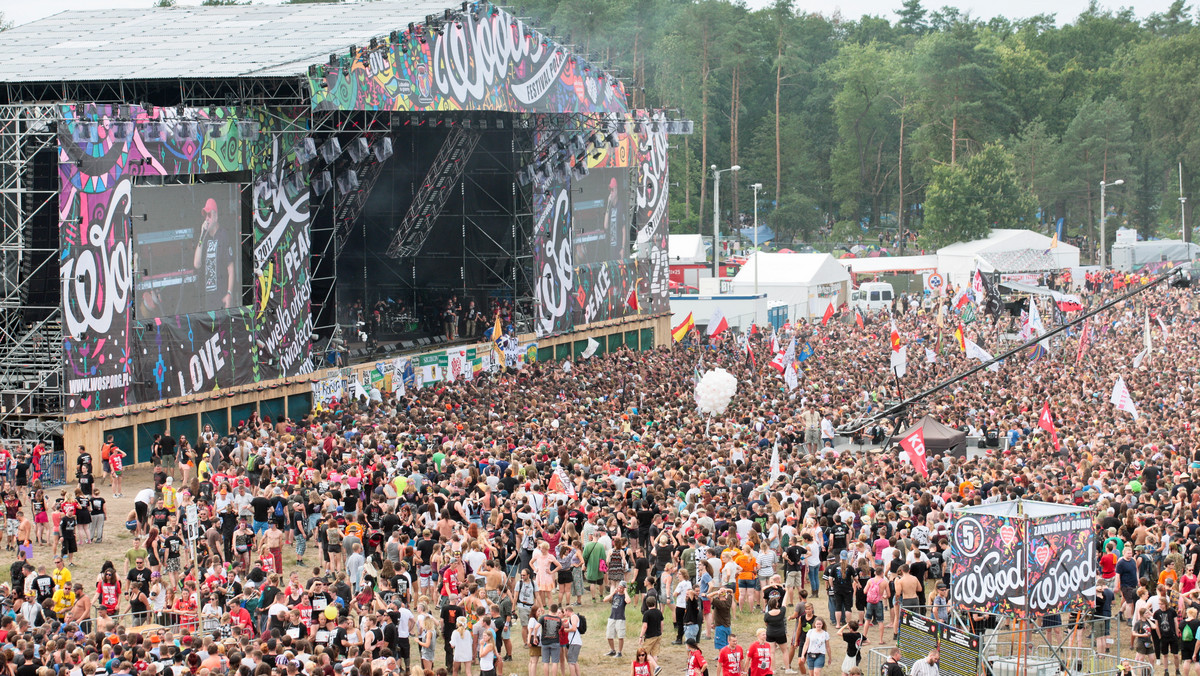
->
[910,648,940,676]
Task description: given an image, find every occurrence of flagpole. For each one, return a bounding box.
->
[840,263,1189,435]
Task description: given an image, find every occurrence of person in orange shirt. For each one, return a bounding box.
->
[735,545,758,612]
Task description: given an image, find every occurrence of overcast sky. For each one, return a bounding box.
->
[2,0,1174,30]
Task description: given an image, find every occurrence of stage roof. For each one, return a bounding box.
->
[0,1,449,82]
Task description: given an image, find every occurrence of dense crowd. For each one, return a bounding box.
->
[0,272,1194,676]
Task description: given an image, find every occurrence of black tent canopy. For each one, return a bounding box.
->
[898,414,967,458]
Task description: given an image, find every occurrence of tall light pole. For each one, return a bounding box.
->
[712,164,741,278]
[751,183,762,295]
[1099,178,1124,269]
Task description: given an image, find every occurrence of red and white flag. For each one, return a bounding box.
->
[889,319,901,352]
[855,308,864,329]
[821,300,835,326]
[1038,401,1060,450]
[707,308,729,338]
[899,426,929,477]
[1111,377,1139,420]
[953,286,970,310]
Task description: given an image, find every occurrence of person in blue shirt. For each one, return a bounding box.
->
[1115,544,1140,621]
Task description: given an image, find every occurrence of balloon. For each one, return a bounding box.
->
[694,368,738,416]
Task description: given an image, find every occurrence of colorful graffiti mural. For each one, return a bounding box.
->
[531,114,668,337]
[59,104,313,412]
[309,7,629,115]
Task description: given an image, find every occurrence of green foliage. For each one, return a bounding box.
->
[153,0,175,7]
[922,144,1038,248]
[505,0,1200,250]
[201,0,250,4]
[831,220,862,244]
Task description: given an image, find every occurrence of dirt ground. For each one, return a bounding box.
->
[46,467,1141,676]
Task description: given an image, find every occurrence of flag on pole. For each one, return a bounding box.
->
[769,327,780,354]
[1051,290,1083,312]
[796,342,814,363]
[672,312,695,342]
[1038,401,1061,450]
[954,323,966,352]
[1133,347,1149,369]
[971,269,986,299]
[899,426,929,478]
[855,308,864,330]
[783,362,799,390]
[1111,377,1139,420]
[707,308,729,338]
[1076,321,1091,363]
[925,347,937,363]
[953,286,970,310]
[822,301,835,326]
[890,345,908,378]
[626,288,639,311]
[582,337,600,359]
[1156,315,1169,339]
[889,319,901,352]
[767,440,782,487]
[744,334,757,369]
[965,339,1000,372]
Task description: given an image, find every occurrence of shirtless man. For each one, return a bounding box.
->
[15,511,31,561]
[484,559,507,605]
[894,564,922,634]
[67,583,92,631]
[260,522,286,575]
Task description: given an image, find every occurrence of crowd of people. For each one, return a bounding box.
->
[0,271,1194,676]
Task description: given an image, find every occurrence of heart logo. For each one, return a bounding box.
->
[1035,545,1052,568]
[999,525,1017,547]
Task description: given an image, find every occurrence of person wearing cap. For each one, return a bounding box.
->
[192,194,235,310]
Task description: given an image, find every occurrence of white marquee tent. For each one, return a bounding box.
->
[669,234,707,265]
[728,252,851,320]
[937,229,1079,288]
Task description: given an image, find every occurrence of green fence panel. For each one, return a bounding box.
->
[201,408,229,438]
[136,420,166,465]
[230,403,257,429]
[259,397,286,424]
[169,414,198,450]
[288,393,312,421]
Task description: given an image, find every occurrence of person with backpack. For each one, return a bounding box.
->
[863,567,887,644]
[562,606,584,676]
[539,604,563,676]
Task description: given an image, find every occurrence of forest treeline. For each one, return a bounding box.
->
[512,0,1200,250]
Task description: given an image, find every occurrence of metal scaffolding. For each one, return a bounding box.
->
[0,104,64,444]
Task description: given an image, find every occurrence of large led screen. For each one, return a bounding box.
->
[133,183,242,320]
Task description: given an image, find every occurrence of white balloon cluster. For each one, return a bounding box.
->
[694,368,738,416]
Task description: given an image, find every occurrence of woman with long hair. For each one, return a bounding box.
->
[29,484,47,545]
[145,527,162,575]
[449,616,473,676]
[531,541,560,607]
[417,614,437,670]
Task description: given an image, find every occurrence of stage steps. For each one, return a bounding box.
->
[386,126,481,258]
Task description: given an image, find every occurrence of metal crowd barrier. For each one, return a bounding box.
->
[42,450,65,487]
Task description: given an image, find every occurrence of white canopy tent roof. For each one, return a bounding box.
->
[839,255,938,275]
[729,252,851,319]
[668,234,707,265]
[938,229,1079,287]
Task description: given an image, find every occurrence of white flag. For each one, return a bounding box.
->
[890,345,908,378]
[1133,348,1149,369]
[1156,316,1168,339]
[925,347,938,363]
[783,363,799,391]
[352,380,369,401]
[1144,312,1153,354]
[768,440,782,487]
[1110,376,1139,420]
[965,339,1000,372]
[582,337,600,359]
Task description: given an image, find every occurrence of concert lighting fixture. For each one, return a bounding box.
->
[336,170,360,196]
[312,170,332,196]
[348,136,369,163]
[461,1,468,11]
[142,121,168,142]
[494,118,504,129]
[206,120,224,138]
[175,120,196,141]
[409,22,417,33]
[319,137,342,163]
[236,120,260,141]
[111,121,134,141]
[349,45,358,59]
[296,137,318,164]
[287,173,305,193]
[328,54,338,67]
[389,30,399,44]
[444,9,452,20]
[71,122,91,144]
[373,137,394,162]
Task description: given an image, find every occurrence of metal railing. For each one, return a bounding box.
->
[42,449,65,487]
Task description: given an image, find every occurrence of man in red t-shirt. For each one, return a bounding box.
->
[748,628,774,676]
[718,632,744,676]
[1099,541,1118,581]
[686,639,707,676]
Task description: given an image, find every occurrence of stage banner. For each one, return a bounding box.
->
[416,353,443,387]
[949,512,1026,616]
[251,140,314,383]
[133,307,255,403]
[533,119,575,337]
[1025,513,1097,617]
[60,103,309,412]
[309,7,630,116]
[313,374,345,406]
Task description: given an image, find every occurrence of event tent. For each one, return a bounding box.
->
[898,414,967,458]
[669,234,707,265]
[728,252,851,320]
[937,229,1079,288]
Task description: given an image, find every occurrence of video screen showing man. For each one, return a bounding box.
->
[133,184,241,320]
[572,168,629,265]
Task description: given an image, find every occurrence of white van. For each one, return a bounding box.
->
[850,282,894,314]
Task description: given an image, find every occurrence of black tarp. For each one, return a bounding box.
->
[898,414,967,458]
